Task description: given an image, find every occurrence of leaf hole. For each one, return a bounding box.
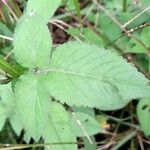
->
[142,105,148,110]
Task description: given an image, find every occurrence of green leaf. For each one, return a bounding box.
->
[128,38,147,53]
[10,73,51,141]
[137,98,150,136]
[26,0,61,23]
[67,0,75,11]
[128,27,150,54]
[0,83,15,130]
[83,136,97,150]
[13,15,52,68]
[141,27,150,45]
[70,111,104,137]
[72,106,95,117]
[43,102,77,150]
[99,15,122,41]
[68,27,105,47]
[0,105,6,130]
[70,106,104,137]
[82,28,105,47]
[44,42,150,110]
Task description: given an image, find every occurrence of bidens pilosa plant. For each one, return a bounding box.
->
[0,0,150,149]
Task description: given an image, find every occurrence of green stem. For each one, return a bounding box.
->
[73,0,81,19]
[0,56,21,78]
[122,0,127,12]
[112,130,137,150]
[54,4,96,20]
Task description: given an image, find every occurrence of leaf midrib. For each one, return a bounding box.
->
[44,68,103,80]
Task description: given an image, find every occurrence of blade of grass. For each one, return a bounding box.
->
[8,0,22,17]
[73,0,81,19]
[112,130,137,150]
[122,0,127,12]
[0,56,21,78]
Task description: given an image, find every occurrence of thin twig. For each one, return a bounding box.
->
[50,20,82,42]
[71,112,93,144]
[92,0,129,34]
[4,49,14,60]
[1,0,18,21]
[107,23,150,47]
[123,6,150,27]
[137,134,145,150]
[0,142,83,150]
[0,35,13,41]
[97,141,115,150]
[142,139,150,145]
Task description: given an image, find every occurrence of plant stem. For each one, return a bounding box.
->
[0,56,21,78]
[122,0,127,12]
[53,4,97,20]
[73,0,81,19]
[112,130,137,150]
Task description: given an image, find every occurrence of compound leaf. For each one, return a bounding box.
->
[44,42,150,110]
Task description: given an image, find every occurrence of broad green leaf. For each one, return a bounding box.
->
[83,136,97,150]
[10,114,24,136]
[44,42,150,110]
[13,15,52,68]
[141,27,150,45]
[70,112,104,137]
[100,15,122,41]
[68,27,105,47]
[71,106,104,136]
[128,39,147,53]
[43,102,77,150]
[128,27,150,53]
[67,0,75,11]
[82,28,105,47]
[72,106,95,117]
[137,98,150,136]
[0,105,6,130]
[11,73,51,141]
[26,0,61,23]
[0,83,14,117]
[0,83,14,130]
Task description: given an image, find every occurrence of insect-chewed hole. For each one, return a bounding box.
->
[142,105,148,110]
